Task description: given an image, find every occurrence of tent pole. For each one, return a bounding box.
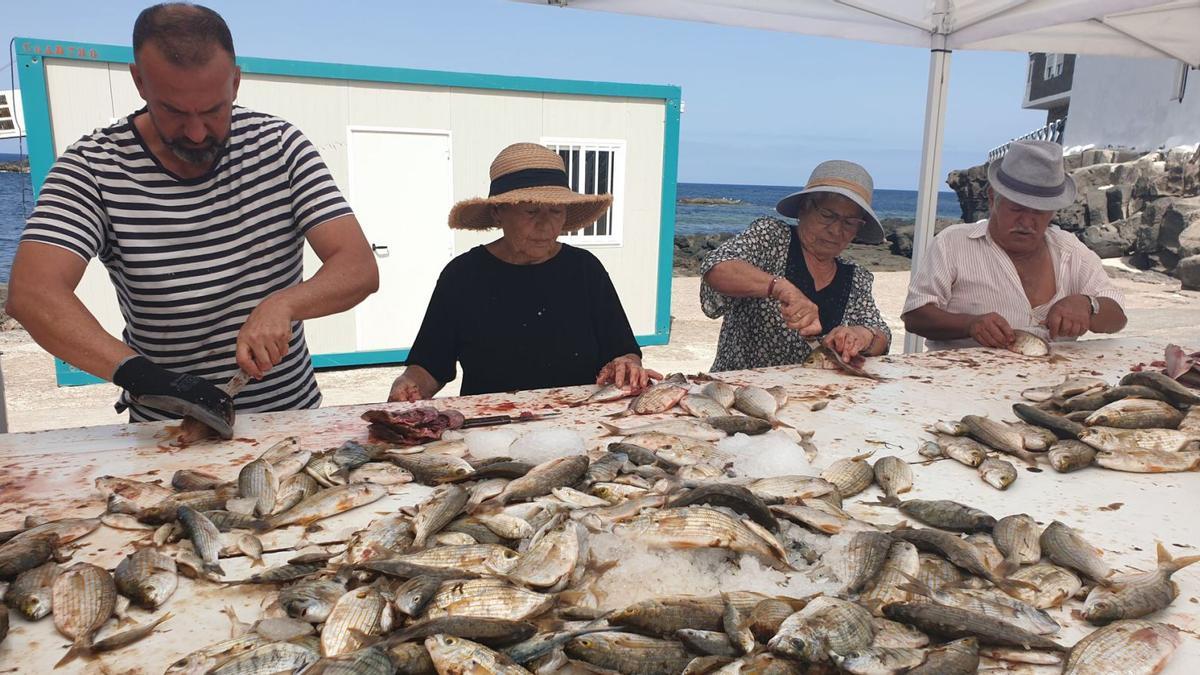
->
[903,37,952,355]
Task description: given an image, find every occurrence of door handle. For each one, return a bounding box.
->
[371,243,389,255]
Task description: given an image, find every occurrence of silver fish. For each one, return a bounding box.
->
[1040,520,1112,586]
[978,457,1017,490]
[281,578,346,623]
[768,596,875,662]
[428,634,533,675]
[1063,620,1180,674]
[994,514,1041,568]
[489,456,590,507]
[322,586,392,656]
[1083,542,1200,624]
[176,506,224,576]
[51,562,117,667]
[414,484,470,548]
[961,415,1038,466]
[255,483,387,531]
[1084,398,1185,429]
[7,561,59,620]
[1048,440,1096,472]
[872,456,912,503]
[680,395,730,419]
[733,386,784,425]
[209,641,320,675]
[1008,330,1050,356]
[114,547,177,608]
[820,452,875,498]
[1007,563,1082,609]
[701,382,737,409]
[237,458,278,518]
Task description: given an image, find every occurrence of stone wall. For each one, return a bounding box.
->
[947,146,1200,289]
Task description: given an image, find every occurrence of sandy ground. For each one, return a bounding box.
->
[2,265,1197,433]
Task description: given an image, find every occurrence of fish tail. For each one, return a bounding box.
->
[1158,541,1200,574]
[598,421,624,436]
[251,556,266,568]
[894,571,934,598]
[54,640,89,668]
[206,562,226,577]
[870,496,901,507]
[994,558,1021,578]
[996,577,1040,597]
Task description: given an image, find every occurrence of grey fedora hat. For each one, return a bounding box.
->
[987,139,1076,211]
[775,160,884,245]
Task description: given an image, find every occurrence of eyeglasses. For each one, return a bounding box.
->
[813,206,866,236]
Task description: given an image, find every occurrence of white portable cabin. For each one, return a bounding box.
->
[15,38,681,385]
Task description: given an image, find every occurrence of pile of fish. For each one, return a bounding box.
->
[0,376,1195,675]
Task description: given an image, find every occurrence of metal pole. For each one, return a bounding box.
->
[903,33,952,355]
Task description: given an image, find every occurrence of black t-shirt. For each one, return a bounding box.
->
[405,244,642,396]
[784,227,854,332]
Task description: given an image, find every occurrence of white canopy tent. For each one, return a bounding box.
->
[514,0,1200,352]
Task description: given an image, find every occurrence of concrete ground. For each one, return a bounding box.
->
[2,266,1196,433]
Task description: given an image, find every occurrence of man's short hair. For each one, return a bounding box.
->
[133,3,235,67]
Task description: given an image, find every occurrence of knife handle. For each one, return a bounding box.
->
[460,415,513,429]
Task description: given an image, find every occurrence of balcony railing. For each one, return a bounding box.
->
[987,117,1066,163]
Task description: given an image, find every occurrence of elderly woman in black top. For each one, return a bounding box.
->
[701,160,891,371]
[389,143,657,401]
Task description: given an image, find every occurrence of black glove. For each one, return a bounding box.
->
[113,356,234,437]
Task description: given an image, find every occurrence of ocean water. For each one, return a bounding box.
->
[676,182,960,235]
[0,167,33,284]
[0,170,958,282]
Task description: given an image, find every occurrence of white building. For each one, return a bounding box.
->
[1018,51,1200,151]
[15,38,681,385]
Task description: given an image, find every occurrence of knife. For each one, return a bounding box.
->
[460,411,562,429]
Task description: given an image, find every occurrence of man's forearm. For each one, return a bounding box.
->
[1090,298,1127,334]
[269,250,380,321]
[703,260,775,298]
[902,305,975,341]
[6,288,134,380]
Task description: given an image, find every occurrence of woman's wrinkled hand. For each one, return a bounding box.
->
[773,279,822,336]
[597,354,661,390]
[388,375,424,402]
[823,325,874,362]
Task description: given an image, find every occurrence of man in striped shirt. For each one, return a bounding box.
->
[7,3,378,426]
[902,140,1126,351]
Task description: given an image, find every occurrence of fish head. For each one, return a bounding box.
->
[483,547,522,575]
[767,626,822,662]
[1081,595,1120,624]
[16,595,51,620]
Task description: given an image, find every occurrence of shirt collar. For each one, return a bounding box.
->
[972,218,1073,259]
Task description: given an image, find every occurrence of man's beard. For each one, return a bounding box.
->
[165,136,224,165]
[150,110,227,165]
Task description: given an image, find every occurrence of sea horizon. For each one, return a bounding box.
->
[0,173,957,282]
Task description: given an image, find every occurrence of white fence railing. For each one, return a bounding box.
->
[988,117,1066,163]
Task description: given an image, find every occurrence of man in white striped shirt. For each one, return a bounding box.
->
[902,140,1127,351]
[7,3,378,427]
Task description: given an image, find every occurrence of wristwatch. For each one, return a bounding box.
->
[1086,295,1100,315]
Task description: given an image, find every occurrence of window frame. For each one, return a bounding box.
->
[540,136,626,247]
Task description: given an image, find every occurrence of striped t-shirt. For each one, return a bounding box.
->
[22,106,354,421]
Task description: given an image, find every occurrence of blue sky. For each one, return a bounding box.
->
[3,0,1046,189]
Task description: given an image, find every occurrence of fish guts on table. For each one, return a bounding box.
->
[0,357,1196,675]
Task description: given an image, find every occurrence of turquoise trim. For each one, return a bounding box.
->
[654,96,682,343]
[312,349,410,369]
[16,37,681,386]
[14,38,678,100]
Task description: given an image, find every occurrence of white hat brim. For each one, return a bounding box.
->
[775,187,885,245]
[987,161,1077,211]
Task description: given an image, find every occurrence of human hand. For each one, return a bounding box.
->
[597,354,661,390]
[1045,295,1091,339]
[236,296,293,380]
[388,375,424,402]
[774,280,822,336]
[823,325,874,362]
[968,312,1015,348]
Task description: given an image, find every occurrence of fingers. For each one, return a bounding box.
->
[644,369,663,382]
[595,364,613,386]
[250,342,274,380]
[996,316,1015,344]
[614,360,631,388]
[236,341,263,380]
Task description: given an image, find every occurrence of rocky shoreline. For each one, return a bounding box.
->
[0,160,29,173]
[948,145,1200,289]
[673,217,958,275]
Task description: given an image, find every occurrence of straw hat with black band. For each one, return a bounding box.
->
[449,143,613,231]
[774,160,885,245]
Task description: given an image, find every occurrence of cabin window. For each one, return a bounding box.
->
[542,138,625,246]
[1043,53,1064,80]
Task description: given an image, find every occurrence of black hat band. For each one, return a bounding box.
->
[995,165,1067,199]
[489,168,570,197]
